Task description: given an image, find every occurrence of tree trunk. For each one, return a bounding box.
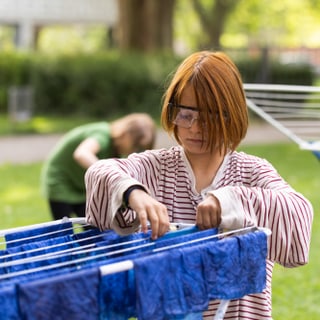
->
[192,0,239,49]
[117,0,175,52]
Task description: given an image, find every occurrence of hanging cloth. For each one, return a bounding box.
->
[133,231,267,320]
[4,222,74,248]
[18,267,100,320]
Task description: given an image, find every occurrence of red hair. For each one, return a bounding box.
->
[161,51,248,154]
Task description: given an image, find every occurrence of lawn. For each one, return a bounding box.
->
[0,114,102,136]
[239,143,320,320]
[0,142,319,319]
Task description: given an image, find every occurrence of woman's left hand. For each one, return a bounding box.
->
[196,195,221,230]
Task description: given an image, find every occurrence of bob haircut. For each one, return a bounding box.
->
[161,51,248,155]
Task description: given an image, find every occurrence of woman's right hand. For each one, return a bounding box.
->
[128,189,170,240]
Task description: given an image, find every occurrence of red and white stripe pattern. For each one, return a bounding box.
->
[85,145,313,319]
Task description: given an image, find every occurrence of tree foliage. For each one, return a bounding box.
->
[1,0,320,55]
[175,0,320,52]
[226,0,320,47]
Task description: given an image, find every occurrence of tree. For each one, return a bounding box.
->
[191,0,240,49]
[175,0,320,52]
[117,0,176,52]
[226,0,320,48]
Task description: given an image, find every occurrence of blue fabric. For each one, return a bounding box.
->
[0,226,102,320]
[0,228,106,277]
[5,222,74,248]
[0,224,267,320]
[99,269,137,320]
[94,227,217,262]
[133,230,267,320]
[0,286,20,320]
[1,236,78,275]
[0,228,102,260]
[133,249,206,319]
[79,228,218,276]
[18,267,100,320]
[203,231,267,300]
[1,226,201,275]
[97,228,217,320]
[0,228,148,320]
[96,228,218,320]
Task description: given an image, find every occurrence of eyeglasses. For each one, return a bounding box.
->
[169,103,206,129]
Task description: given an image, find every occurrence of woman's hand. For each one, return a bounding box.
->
[128,189,170,240]
[196,194,221,230]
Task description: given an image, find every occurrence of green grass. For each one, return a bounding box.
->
[239,143,320,319]
[0,162,50,230]
[0,114,102,135]
[0,142,319,318]
[0,113,162,136]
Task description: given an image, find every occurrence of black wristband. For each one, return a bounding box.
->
[123,185,146,208]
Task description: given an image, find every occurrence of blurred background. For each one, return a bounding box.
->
[0,2,320,318]
[0,0,319,128]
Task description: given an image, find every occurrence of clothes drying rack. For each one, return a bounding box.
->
[0,218,270,320]
[244,83,320,160]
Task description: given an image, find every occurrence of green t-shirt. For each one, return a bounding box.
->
[41,122,113,203]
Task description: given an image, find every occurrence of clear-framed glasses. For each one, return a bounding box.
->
[169,103,206,129]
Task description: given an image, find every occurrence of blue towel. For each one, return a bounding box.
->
[97,228,217,320]
[18,267,100,320]
[0,225,267,320]
[0,286,20,320]
[5,222,74,248]
[99,269,137,320]
[133,230,267,319]
[203,231,267,300]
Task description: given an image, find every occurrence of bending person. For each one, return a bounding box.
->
[85,51,313,319]
[41,113,156,220]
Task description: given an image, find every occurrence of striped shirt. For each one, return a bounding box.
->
[85,146,313,319]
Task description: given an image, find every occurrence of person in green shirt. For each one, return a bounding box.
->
[41,113,156,220]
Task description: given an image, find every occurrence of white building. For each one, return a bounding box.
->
[0,0,118,49]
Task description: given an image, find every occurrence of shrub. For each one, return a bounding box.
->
[31,52,181,119]
[236,57,315,85]
[0,51,315,118]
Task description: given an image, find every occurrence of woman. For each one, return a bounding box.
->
[41,113,156,220]
[85,51,313,319]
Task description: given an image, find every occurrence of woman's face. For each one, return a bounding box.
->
[174,87,212,156]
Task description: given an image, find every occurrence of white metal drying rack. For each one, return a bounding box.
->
[0,217,270,320]
[244,83,320,153]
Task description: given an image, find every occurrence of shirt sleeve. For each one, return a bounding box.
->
[84,152,156,236]
[208,157,313,268]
